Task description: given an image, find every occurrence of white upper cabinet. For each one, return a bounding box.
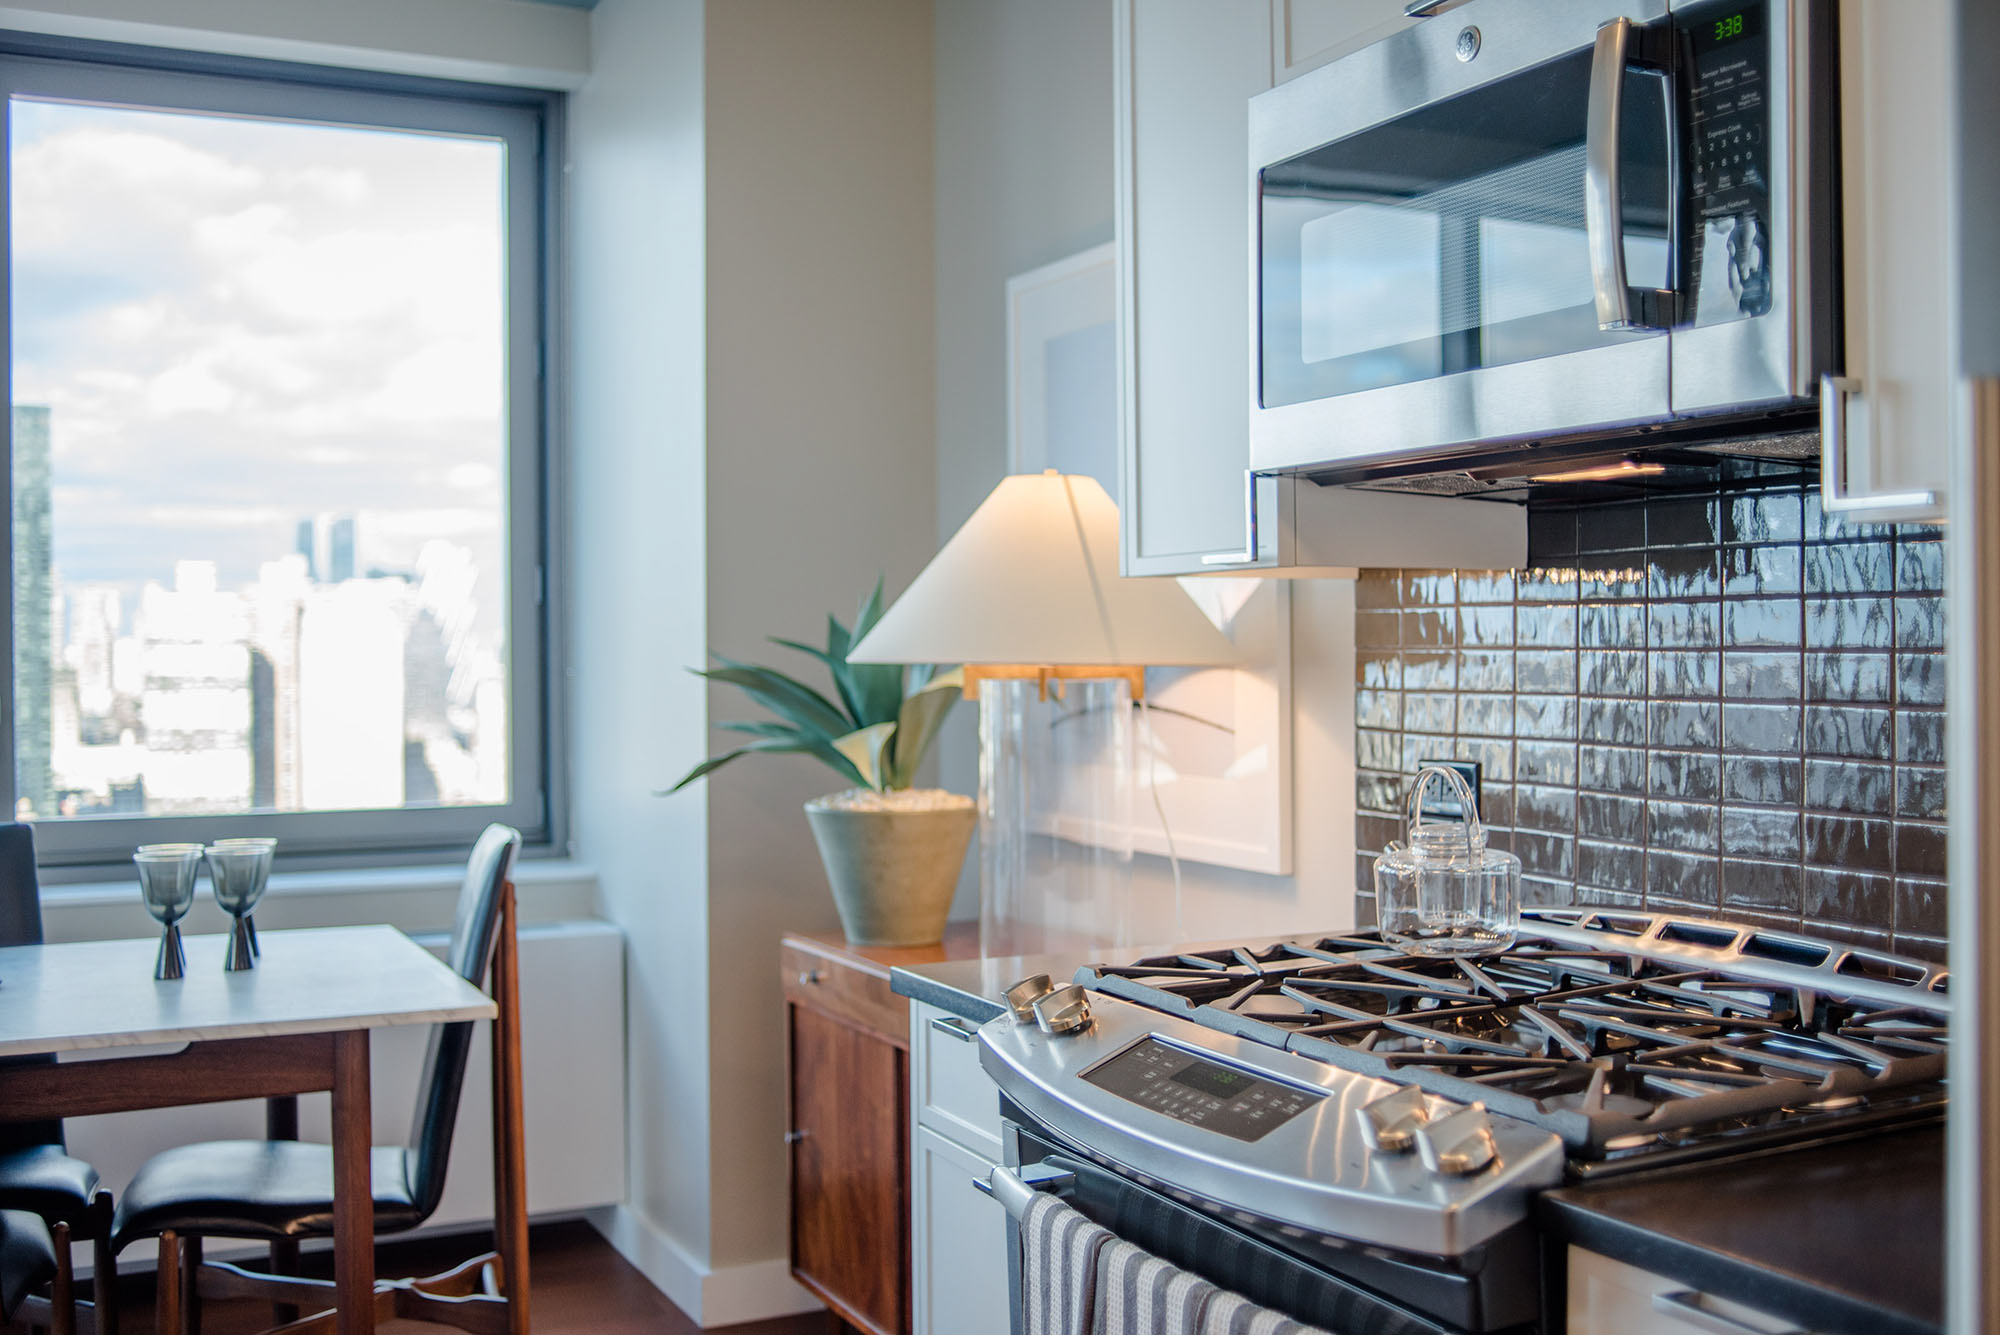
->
[1116,0,1275,575]
[1272,0,1417,84]
[1115,0,1526,576]
[1826,0,1954,523]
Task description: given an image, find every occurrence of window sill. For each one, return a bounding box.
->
[41,858,601,944]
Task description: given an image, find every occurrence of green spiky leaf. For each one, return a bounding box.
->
[832,721,897,792]
[886,667,962,789]
[697,660,852,739]
[666,576,964,794]
[664,734,865,794]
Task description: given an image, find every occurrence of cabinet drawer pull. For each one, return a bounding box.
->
[784,1129,809,1145]
[1651,1289,1807,1335]
[797,969,824,987]
[929,1015,980,1043]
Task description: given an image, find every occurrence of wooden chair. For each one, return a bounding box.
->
[0,822,113,1335]
[111,824,531,1335]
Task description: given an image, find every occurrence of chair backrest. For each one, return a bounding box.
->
[406,823,521,1218]
[0,824,43,949]
[0,824,61,1152]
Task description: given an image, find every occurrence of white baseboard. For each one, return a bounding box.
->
[587,1205,824,1327]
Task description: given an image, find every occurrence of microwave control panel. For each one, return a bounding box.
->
[1683,0,1773,325]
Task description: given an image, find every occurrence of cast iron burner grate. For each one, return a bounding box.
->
[1078,912,1949,1166]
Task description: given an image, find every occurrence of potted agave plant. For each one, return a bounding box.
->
[669,579,973,946]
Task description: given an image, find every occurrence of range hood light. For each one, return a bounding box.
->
[1527,460,1669,484]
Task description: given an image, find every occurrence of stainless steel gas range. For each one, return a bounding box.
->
[977,909,1950,1333]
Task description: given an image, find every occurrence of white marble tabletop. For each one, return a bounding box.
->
[0,925,497,1058]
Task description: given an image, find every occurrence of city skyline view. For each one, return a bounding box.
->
[9,97,515,820]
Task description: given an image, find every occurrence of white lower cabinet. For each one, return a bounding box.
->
[1568,1248,1811,1335]
[910,1000,1010,1335]
[913,1124,1011,1335]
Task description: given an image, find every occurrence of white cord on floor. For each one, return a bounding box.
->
[1138,694,1183,934]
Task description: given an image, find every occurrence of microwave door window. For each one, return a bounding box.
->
[1292,199,1442,387]
[1259,48,1671,411]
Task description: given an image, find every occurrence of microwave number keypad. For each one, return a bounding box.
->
[1081,1038,1321,1143]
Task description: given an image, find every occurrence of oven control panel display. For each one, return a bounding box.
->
[1080,1038,1322,1142]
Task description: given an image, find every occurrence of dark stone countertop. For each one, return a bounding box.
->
[1540,1126,1943,1335]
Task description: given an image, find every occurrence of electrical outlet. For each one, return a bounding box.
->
[1416,759,1482,821]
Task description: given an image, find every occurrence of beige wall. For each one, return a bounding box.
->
[574,0,939,1318]
[931,0,1358,942]
[702,0,939,1279]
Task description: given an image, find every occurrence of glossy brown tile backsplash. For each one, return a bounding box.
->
[1352,483,1948,960]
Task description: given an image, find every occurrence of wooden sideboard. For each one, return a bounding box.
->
[780,924,981,1335]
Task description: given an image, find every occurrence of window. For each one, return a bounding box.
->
[2,40,555,870]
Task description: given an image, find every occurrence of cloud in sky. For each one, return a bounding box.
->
[10,97,510,634]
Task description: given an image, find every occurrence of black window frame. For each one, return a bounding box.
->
[0,31,564,876]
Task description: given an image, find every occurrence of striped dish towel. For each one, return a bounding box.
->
[1092,1235,1219,1334]
[1197,1288,1333,1335]
[1020,1193,1114,1335]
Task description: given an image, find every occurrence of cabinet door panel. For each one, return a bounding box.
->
[791,1003,908,1335]
[1834,0,1951,520]
[1119,0,1272,573]
[911,1003,1002,1161]
[912,1126,1010,1335]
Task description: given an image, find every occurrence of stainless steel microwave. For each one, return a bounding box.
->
[1248,0,1838,483]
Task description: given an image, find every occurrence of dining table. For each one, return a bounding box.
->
[0,924,501,1335]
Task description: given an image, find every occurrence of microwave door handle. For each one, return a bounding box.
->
[1586,17,1639,331]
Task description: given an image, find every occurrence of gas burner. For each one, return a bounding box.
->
[1078,911,1949,1167]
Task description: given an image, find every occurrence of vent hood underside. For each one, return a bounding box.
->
[1302,410,1821,508]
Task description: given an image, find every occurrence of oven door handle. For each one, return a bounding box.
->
[976,1162,1078,1220]
[1585,16,1670,332]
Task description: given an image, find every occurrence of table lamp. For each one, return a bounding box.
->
[848,471,1236,954]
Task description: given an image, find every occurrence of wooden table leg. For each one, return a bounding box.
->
[331,1029,375,1335]
[491,882,531,1335]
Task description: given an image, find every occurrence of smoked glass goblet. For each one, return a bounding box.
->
[205,839,276,971]
[134,843,204,981]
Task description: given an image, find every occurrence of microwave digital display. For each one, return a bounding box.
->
[1712,13,1750,43]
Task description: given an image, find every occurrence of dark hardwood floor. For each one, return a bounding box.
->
[12,1221,838,1335]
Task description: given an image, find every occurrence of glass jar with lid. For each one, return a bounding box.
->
[1374,765,1519,955]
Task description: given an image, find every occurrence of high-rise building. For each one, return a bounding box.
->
[11,405,53,818]
[295,513,361,586]
[247,555,309,809]
[297,579,406,810]
[137,561,253,813]
[68,585,122,718]
[329,516,356,583]
[294,518,318,582]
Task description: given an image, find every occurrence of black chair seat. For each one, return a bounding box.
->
[113,1141,423,1246]
[0,1143,100,1224]
[0,1208,56,1321]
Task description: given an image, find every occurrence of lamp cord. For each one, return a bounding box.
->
[1138,694,1184,934]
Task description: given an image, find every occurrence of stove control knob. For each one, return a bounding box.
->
[1354,1084,1429,1154]
[1005,974,1056,1023]
[1033,984,1093,1036]
[1414,1102,1499,1176]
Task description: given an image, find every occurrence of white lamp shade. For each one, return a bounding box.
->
[848,472,1237,667]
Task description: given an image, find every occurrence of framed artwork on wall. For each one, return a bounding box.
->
[1005,244,1293,876]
